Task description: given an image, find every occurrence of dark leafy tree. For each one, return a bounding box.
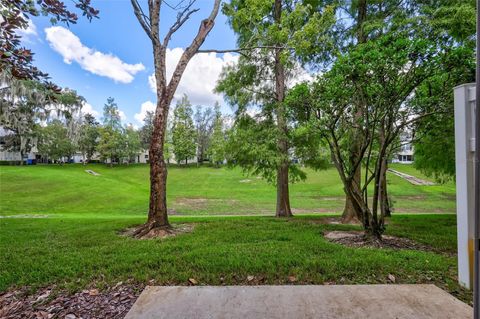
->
[1,0,98,81]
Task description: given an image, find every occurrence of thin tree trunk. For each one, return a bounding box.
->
[274,0,292,218]
[342,0,367,224]
[342,166,362,223]
[381,159,392,217]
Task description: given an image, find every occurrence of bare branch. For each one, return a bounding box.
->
[166,0,222,101]
[163,1,199,46]
[131,0,153,41]
[197,46,291,54]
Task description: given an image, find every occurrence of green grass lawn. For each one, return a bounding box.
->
[0,163,456,216]
[0,163,468,303]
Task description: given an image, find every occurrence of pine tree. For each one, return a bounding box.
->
[207,102,225,166]
[172,95,196,165]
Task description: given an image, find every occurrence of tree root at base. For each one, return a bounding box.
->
[120,223,194,239]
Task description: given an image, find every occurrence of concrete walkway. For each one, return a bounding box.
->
[125,284,472,319]
[388,169,435,186]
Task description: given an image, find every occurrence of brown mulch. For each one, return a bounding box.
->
[324,230,433,251]
[0,282,144,319]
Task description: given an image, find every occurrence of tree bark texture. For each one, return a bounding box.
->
[274,0,292,218]
[131,0,221,235]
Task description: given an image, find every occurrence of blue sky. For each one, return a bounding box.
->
[23,1,238,126]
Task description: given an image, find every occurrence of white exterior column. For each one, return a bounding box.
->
[454,83,477,289]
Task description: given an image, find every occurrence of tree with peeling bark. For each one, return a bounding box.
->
[130,0,222,236]
[217,0,334,218]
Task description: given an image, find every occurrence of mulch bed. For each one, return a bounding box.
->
[0,282,144,319]
[324,230,433,251]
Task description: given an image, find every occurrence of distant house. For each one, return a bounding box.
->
[0,127,37,163]
[392,132,414,164]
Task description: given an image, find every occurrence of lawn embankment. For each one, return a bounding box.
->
[0,164,456,216]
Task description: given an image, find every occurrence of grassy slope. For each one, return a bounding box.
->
[0,164,466,301]
[0,163,456,216]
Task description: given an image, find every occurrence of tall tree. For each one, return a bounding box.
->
[97,126,124,166]
[97,98,124,165]
[295,0,476,239]
[130,0,221,236]
[412,1,476,182]
[37,119,75,164]
[124,125,142,164]
[207,102,226,166]
[172,95,197,165]
[102,97,123,131]
[78,113,100,164]
[217,0,334,217]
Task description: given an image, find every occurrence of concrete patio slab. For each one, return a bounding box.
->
[125,284,472,319]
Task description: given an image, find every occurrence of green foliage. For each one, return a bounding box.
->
[139,111,154,150]
[172,95,197,164]
[102,97,122,131]
[410,1,476,181]
[37,119,75,162]
[124,125,142,163]
[226,114,279,183]
[207,104,226,166]
[78,113,99,162]
[218,0,335,186]
[97,126,124,164]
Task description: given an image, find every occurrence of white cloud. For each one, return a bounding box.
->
[45,26,145,83]
[287,66,314,88]
[17,19,38,42]
[134,100,156,123]
[118,110,127,122]
[148,48,239,106]
[80,102,100,118]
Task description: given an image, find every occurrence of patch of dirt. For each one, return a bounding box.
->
[324,230,433,251]
[291,208,336,214]
[306,216,355,225]
[239,179,252,183]
[174,198,238,209]
[394,207,453,213]
[120,223,194,240]
[395,195,427,200]
[167,208,180,215]
[0,282,143,319]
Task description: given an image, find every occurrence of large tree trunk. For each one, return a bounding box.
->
[147,131,169,228]
[130,0,221,237]
[274,0,292,218]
